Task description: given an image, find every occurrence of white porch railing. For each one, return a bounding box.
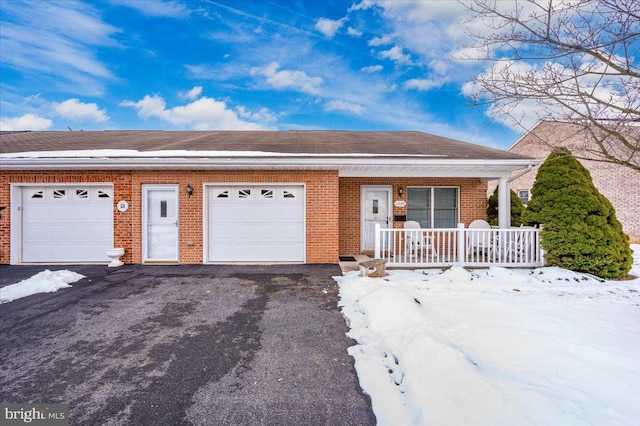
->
[374,223,543,268]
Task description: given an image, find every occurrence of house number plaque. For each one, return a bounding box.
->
[117,200,129,212]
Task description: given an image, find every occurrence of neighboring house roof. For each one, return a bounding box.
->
[505,121,640,241]
[0,130,536,178]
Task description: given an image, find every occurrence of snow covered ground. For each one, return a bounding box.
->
[0,270,85,303]
[335,245,640,426]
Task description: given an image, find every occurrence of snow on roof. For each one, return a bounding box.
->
[0,149,446,159]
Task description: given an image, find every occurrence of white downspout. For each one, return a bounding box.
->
[508,164,533,184]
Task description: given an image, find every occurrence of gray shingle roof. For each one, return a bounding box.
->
[0,130,530,160]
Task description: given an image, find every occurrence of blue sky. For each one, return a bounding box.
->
[0,0,524,148]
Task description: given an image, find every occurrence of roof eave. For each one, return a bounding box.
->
[0,157,539,178]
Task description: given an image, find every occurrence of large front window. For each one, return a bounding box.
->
[407,187,458,228]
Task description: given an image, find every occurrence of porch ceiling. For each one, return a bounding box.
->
[336,161,535,178]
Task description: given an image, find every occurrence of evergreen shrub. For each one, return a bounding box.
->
[522,147,632,279]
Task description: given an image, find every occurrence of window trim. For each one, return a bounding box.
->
[518,189,529,205]
[406,186,460,228]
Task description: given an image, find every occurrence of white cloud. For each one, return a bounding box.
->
[373,0,467,22]
[0,1,118,96]
[404,76,451,92]
[378,45,411,64]
[368,35,392,47]
[361,64,383,73]
[325,100,365,115]
[429,59,450,75]
[109,0,190,18]
[348,1,376,12]
[451,46,492,62]
[179,86,203,100]
[53,98,108,122]
[315,17,347,38]
[0,113,53,131]
[236,106,277,123]
[120,94,270,130]
[352,0,476,83]
[250,62,323,95]
[347,27,363,37]
[120,95,166,119]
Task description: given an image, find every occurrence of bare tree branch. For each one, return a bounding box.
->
[460,0,640,171]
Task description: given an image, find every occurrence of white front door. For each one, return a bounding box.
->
[143,185,179,262]
[361,186,392,251]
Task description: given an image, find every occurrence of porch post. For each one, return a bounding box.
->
[457,223,466,266]
[374,223,381,259]
[498,177,511,229]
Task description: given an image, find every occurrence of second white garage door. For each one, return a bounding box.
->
[207,185,305,262]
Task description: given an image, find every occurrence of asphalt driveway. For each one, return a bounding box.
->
[0,264,375,425]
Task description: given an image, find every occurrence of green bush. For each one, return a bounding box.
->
[522,147,632,279]
[487,187,525,227]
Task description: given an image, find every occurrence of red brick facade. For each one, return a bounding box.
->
[494,122,640,242]
[1,170,488,264]
[339,177,488,254]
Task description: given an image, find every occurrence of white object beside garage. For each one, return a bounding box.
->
[207,185,305,262]
[20,185,114,263]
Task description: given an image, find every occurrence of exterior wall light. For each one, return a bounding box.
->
[186,184,194,197]
[397,187,404,196]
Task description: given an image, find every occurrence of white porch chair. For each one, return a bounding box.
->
[403,220,438,260]
[467,219,493,259]
[506,225,535,262]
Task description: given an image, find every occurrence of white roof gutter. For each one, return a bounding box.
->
[0,157,539,179]
[0,156,537,169]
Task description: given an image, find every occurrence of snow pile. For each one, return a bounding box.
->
[336,245,640,426]
[0,270,85,303]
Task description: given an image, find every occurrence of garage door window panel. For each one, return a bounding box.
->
[74,189,89,200]
[52,189,67,200]
[30,189,44,199]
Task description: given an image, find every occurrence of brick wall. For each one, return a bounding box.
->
[0,169,339,264]
[339,177,488,254]
[495,122,640,242]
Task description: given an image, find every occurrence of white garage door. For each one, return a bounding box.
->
[21,186,114,263]
[207,185,305,262]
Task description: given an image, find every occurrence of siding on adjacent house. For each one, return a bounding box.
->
[493,121,640,242]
